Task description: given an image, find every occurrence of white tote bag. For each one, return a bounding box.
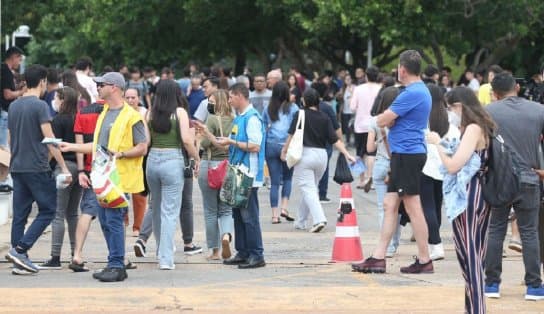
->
[286,109,305,168]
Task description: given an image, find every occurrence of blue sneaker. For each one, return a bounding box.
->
[525,285,544,301]
[484,283,500,298]
[5,248,39,273]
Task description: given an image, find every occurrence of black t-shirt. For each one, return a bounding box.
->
[52,113,77,162]
[1,63,16,111]
[288,108,338,149]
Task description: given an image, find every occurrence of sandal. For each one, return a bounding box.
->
[272,217,281,224]
[68,261,90,272]
[280,209,295,221]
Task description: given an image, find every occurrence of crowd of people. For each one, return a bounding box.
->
[1,45,544,312]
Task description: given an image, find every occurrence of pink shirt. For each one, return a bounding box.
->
[350,83,382,133]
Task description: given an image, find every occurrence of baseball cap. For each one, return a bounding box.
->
[93,72,126,89]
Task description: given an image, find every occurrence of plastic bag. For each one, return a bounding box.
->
[333,154,354,185]
[349,157,366,178]
[91,146,129,208]
[219,163,254,208]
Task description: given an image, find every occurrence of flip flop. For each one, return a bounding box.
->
[68,261,89,272]
[272,217,281,224]
[280,209,295,222]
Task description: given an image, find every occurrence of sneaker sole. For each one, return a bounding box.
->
[352,267,386,274]
[221,239,232,260]
[5,253,38,273]
[400,270,434,274]
[134,243,146,258]
[485,293,501,299]
[184,249,203,256]
[310,224,325,233]
[12,268,35,276]
[525,295,544,301]
[431,256,445,261]
[37,265,63,270]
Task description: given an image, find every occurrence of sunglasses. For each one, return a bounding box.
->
[97,83,114,88]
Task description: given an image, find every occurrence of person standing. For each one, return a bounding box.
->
[0,46,25,148]
[218,83,266,269]
[186,75,206,119]
[282,88,355,233]
[484,73,544,300]
[195,90,234,260]
[262,81,298,224]
[75,57,98,103]
[127,67,151,108]
[193,76,220,123]
[350,66,382,192]
[60,72,147,282]
[352,50,432,274]
[38,87,83,270]
[339,73,355,146]
[5,65,72,275]
[426,86,496,314]
[249,74,272,115]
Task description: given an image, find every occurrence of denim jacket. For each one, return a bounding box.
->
[440,138,482,222]
[262,103,299,145]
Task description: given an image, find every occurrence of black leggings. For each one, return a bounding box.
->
[420,174,443,244]
[340,113,352,144]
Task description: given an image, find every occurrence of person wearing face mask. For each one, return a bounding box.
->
[194,90,234,260]
[38,86,82,270]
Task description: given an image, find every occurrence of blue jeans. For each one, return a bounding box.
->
[0,110,8,148]
[232,188,264,260]
[265,142,293,208]
[318,145,333,199]
[97,205,127,269]
[146,148,184,267]
[198,160,234,249]
[372,157,401,252]
[11,172,57,252]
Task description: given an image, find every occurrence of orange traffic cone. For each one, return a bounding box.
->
[331,183,363,263]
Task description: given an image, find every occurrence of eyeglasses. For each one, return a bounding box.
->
[97,83,114,88]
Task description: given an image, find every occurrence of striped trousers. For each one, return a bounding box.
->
[452,175,490,314]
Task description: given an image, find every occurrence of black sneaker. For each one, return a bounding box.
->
[92,268,107,279]
[400,257,434,274]
[319,197,331,204]
[38,257,62,270]
[94,267,127,282]
[134,239,147,257]
[184,244,203,256]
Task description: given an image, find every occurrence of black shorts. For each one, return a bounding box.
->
[354,132,377,158]
[387,153,427,196]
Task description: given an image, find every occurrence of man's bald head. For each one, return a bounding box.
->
[124,88,140,107]
[267,69,282,89]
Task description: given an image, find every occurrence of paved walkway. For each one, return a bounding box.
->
[0,153,542,313]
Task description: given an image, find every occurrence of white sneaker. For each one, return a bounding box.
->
[385,247,397,258]
[159,264,175,270]
[429,243,445,261]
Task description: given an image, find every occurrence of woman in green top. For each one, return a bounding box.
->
[195,90,235,260]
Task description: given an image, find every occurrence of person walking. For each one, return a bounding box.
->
[60,72,148,282]
[38,87,83,269]
[426,86,496,313]
[339,73,355,146]
[352,50,432,274]
[262,81,298,224]
[194,90,234,260]
[6,65,72,275]
[281,88,355,233]
[145,80,200,270]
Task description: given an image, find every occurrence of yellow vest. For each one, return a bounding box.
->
[93,103,144,193]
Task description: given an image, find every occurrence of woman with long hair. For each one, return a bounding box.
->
[339,73,355,145]
[195,90,235,260]
[62,70,92,109]
[39,86,82,269]
[366,86,401,257]
[286,74,301,106]
[145,80,200,269]
[262,81,298,224]
[281,88,355,233]
[421,84,460,261]
[426,86,496,313]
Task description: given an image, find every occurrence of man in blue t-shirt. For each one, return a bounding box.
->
[353,50,433,275]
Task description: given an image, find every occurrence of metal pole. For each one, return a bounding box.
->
[367,38,373,68]
[5,35,9,51]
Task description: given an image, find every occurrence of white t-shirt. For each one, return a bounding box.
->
[422,124,461,180]
[76,71,98,103]
[468,78,480,92]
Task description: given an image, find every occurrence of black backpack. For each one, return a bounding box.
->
[481,134,523,208]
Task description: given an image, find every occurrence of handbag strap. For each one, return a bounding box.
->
[380,127,392,159]
[207,115,224,161]
[297,109,305,131]
[174,111,190,168]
